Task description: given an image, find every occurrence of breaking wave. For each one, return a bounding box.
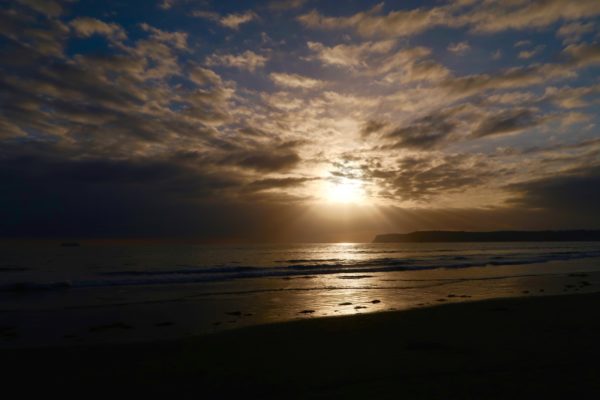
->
[3,249,600,292]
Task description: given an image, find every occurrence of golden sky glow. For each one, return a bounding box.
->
[1,0,599,241]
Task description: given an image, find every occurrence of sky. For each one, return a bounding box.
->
[1,0,600,242]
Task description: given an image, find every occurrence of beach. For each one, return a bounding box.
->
[3,291,600,398]
[2,241,600,348]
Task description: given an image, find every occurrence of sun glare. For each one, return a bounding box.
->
[324,178,366,204]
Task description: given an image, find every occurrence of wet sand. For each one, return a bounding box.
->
[3,292,600,398]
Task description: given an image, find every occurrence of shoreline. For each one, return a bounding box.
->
[4,291,600,398]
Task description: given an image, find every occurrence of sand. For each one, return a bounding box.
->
[3,292,600,398]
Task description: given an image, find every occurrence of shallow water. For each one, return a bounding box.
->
[1,241,600,347]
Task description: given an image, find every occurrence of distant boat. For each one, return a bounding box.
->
[373,230,600,243]
[60,242,81,247]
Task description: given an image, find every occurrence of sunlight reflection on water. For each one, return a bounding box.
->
[2,242,600,347]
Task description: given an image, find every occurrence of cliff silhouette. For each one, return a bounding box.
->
[373,230,600,243]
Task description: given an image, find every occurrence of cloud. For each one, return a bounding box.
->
[206,50,268,71]
[188,66,223,86]
[360,120,387,136]
[557,21,595,44]
[17,0,63,17]
[0,9,70,57]
[140,23,188,50]
[372,47,451,83]
[471,108,545,138]
[222,148,301,172]
[70,17,127,42]
[447,41,470,54]
[306,41,449,83]
[269,0,308,11]
[379,105,554,150]
[563,43,600,68]
[192,10,257,30]
[247,176,317,191]
[307,40,396,67]
[220,11,258,29]
[270,72,325,89]
[159,0,176,10]
[490,42,600,90]
[358,153,499,203]
[543,84,600,109]
[518,45,545,59]
[298,3,452,37]
[464,0,600,33]
[2,0,600,240]
[386,113,458,149]
[506,166,600,214]
[298,1,600,37]
[514,40,532,48]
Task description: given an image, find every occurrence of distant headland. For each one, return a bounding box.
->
[373,230,600,243]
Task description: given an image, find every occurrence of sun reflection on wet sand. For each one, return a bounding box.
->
[3,249,600,348]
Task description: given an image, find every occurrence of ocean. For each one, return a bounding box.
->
[2,241,600,347]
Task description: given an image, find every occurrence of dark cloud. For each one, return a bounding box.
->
[381,105,477,149]
[506,166,600,215]
[225,148,301,172]
[360,120,387,136]
[387,114,456,149]
[0,146,249,238]
[357,154,505,203]
[247,176,317,191]
[391,156,497,202]
[471,108,544,138]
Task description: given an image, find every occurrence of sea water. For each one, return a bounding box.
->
[1,241,600,347]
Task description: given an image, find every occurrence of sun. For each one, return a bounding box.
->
[324,178,366,204]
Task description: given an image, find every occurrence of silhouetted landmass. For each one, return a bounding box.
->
[373,230,600,243]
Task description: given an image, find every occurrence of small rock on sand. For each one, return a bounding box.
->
[338,302,352,306]
[299,309,315,314]
[371,299,381,304]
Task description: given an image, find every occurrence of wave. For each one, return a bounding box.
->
[2,249,600,293]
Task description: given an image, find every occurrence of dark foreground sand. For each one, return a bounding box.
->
[4,292,600,398]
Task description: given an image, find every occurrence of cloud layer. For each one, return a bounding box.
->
[1,0,599,240]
